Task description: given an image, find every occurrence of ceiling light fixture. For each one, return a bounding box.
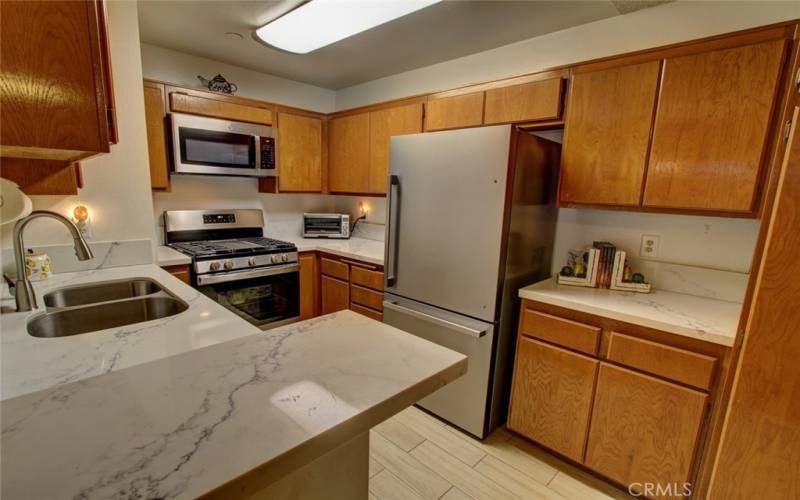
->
[255,0,442,54]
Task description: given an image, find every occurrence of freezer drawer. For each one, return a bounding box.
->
[383,294,495,438]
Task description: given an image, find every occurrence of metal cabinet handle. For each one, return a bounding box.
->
[383,300,487,338]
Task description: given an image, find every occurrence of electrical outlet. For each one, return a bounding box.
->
[640,234,660,258]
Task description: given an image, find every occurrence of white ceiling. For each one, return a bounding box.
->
[137,0,669,90]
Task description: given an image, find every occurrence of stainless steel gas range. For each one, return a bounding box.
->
[164,209,299,329]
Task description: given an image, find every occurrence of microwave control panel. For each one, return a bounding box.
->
[260,137,276,170]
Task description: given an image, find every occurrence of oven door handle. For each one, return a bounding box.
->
[196,263,299,286]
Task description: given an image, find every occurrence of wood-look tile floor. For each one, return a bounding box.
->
[369,407,631,500]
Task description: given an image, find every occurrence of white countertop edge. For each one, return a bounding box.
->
[155,245,192,266]
[519,279,739,347]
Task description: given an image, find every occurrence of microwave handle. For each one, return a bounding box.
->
[385,175,400,287]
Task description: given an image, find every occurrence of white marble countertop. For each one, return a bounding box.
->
[156,245,192,266]
[285,235,385,265]
[0,264,262,400]
[1,310,466,499]
[519,278,742,346]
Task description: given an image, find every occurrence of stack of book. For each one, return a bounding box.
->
[556,242,651,293]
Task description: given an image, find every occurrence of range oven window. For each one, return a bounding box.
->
[179,127,255,169]
[198,271,299,329]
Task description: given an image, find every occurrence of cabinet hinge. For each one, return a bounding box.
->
[784,119,793,142]
[736,330,746,349]
[795,66,800,92]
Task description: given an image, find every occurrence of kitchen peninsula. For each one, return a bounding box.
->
[0,267,466,499]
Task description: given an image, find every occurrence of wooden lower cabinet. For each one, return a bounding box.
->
[584,363,708,498]
[161,264,190,284]
[508,337,598,462]
[299,252,318,320]
[321,275,349,314]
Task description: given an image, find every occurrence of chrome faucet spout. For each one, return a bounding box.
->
[12,210,94,312]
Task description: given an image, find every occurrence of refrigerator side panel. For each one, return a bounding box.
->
[488,131,562,431]
[385,126,513,322]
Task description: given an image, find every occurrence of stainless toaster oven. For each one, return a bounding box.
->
[303,213,350,239]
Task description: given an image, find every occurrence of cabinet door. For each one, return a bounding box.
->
[585,363,708,496]
[321,275,349,314]
[1,0,112,161]
[328,113,370,193]
[143,81,170,190]
[299,252,318,320]
[278,113,322,192]
[508,337,599,462]
[484,78,563,125]
[560,61,660,206]
[368,103,423,194]
[644,40,786,212]
[169,92,273,125]
[424,92,485,131]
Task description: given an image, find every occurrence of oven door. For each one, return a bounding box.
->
[196,264,300,329]
[170,113,275,178]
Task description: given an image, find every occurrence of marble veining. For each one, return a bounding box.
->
[519,278,741,346]
[1,311,466,499]
[1,239,153,275]
[1,264,261,400]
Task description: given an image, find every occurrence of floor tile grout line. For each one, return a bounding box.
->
[415,439,526,500]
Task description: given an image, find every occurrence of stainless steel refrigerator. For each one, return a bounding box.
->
[383,125,561,439]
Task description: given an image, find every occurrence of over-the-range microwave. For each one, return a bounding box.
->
[169,112,276,178]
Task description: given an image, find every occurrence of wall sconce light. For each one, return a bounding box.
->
[72,205,92,238]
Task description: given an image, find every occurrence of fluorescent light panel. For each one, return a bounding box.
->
[256,0,442,54]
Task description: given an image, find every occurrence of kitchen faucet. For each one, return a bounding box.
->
[11,210,93,312]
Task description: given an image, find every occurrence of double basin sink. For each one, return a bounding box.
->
[27,278,188,338]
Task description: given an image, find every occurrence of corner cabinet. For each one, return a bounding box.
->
[276,113,323,193]
[143,80,170,191]
[509,300,726,497]
[559,30,790,216]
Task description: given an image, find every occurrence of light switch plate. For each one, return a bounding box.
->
[640,234,660,259]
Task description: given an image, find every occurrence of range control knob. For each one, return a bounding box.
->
[281,254,289,263]
[223,260,234,270]
[271,254,280,264]
[248,257,257,267]
[209,262,221,272]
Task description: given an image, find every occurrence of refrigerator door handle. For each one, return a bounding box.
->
[385,174,400,287]
[383,300,488,339]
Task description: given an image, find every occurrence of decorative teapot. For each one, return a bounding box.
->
[197,74,238,94]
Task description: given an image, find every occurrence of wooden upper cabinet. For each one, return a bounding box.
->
[644,40,786,213]
[560,61,661,206]
[368,103,423,194]
[277,113,323,192]
[508,337,599,462]
[328,113,370,193]
[484,78,563,125]
[169,92,273,125]
[424,92,485,131]
[0,0,115,162]
[143,80,170,191]
[585,363,708,496]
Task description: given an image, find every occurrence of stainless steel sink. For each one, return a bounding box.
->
[43,278,163,308]
[28,278,188,338]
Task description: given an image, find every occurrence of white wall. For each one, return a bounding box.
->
[140,43,336,113]
[336,0,800,109]
[1,0,155,250]
[151,176,336,243]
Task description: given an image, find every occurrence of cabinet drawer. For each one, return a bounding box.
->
[350,284,383,311]
[350,303,383,322]
[320,257,349,281]
[169,93,273,125]
[350,266,384,291]
[508,337,598,462]
[607,332,717,391]
[484,78,563,125]
[520,308,601,355]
